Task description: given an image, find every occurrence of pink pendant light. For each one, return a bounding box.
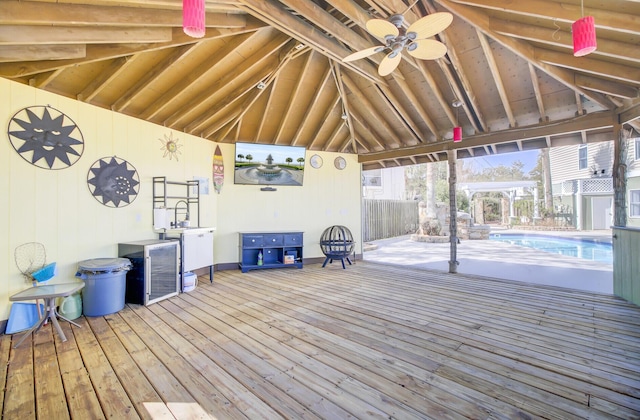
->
[572,0,596,57]
[452,99,462,142]
[453,126,462,143]
[183,0,205,38]
[572,16,596,56]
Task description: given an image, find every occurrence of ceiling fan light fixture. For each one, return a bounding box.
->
[183,0,205,38]
[572,15,597,56]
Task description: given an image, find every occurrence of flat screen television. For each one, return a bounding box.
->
[234,142,306,186]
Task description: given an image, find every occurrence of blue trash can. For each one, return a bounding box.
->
[76,258,132,316]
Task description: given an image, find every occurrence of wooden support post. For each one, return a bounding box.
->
[448,149,459,273]
[613,120,628,228]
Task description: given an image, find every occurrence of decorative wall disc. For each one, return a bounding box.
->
[87,156,140,208]
[159,132,182,161]
[7,105,84,170]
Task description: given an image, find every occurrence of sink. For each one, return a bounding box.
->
[163,227,215,235]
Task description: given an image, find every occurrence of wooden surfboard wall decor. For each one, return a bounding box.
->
[213,145,224,194]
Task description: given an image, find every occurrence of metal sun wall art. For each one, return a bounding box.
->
[87,157,140,208]
[159,132,182,161]
[8,105,84,170]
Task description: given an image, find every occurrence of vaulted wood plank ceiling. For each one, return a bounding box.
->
[1,0,639,170]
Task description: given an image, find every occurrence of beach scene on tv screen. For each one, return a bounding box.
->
[234,143,305,186]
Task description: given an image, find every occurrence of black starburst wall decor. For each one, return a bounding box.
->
[87,157,140,208]
[8,105,84,169]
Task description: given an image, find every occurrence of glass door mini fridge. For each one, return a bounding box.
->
[118,239,179,305]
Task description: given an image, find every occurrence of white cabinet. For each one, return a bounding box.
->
[182,228,215,271]
[164,227,215,289]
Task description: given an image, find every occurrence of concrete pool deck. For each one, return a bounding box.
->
[363,229,614,294]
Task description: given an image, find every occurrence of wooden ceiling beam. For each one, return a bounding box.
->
[392,76,441,140]
[342,72,402,148]
[0,1,247,28]
[490,18,640,64]
[349,111,385,151]
[434,0,615,110]
[528,63,547,122]
[359,110,615,163]
[0,45,85,62]
[0,26,172,45]
[150,31,290,124]
[476,29,517,128]
[188,59,279,135]
[375,83,424,144]
[0,25,264,78]
[235,0,387,85]
[332,63,357,152]
[291,65,334,147]
[273,49,314,143]
[449,0,640,34]
[77,56,133,103]
[209,44,303,141]
[423,0,487,133]
[536,49,640,86]
[112,43,200,112]
[575,74,639,99]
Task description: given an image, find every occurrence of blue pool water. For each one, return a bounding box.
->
[489,234,613,263]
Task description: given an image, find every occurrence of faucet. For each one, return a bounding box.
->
[174,200,190,228]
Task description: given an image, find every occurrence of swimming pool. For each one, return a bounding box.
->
[489,234,613,263]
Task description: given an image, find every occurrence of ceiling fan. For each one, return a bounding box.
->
[343,12,453,76]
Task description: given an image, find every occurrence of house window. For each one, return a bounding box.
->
[578,145,588,170]
[363,170,382,188]
[635,139,640,161]
[631,190,640,218]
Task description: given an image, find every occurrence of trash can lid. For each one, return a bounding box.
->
[77,257,131,273]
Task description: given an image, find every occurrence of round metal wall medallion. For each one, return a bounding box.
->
[8,105,84,170]
[310,154,323,169]
[334,156,346,170]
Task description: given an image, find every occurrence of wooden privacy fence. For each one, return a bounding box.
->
[362,199,419,242]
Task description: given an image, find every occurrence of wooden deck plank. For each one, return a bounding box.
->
[172,293,391,419]
[205,275,526,419]
[138,301,292,419]
[214,270,600,416]
[155,299,332,419]
[0,333,12,414]
[73,316,140,419]
[3,262,640,419]
[84,316,171,420]
[116,306,248,420]
[3,332,35,419]
[33,325,69,419]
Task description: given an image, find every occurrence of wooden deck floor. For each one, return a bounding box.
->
[2,262,640,419]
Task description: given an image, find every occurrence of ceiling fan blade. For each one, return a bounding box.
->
[366,18,399,39]
[342,46,385,62]
[407,39,448,60]
[407,12,453,40]
[378,52,402,76]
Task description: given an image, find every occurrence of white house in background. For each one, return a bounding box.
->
[549,138,640,230]
[362,167,406,200]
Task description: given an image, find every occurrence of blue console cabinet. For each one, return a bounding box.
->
[239,232,303,273]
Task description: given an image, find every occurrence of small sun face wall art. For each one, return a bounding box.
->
[159,132,182,161]
[8,105,84,169]
[87,156,140,208]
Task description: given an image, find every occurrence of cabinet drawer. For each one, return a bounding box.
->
[243,235,263,247]
[263,234,283,246]
[284,233,303,246]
